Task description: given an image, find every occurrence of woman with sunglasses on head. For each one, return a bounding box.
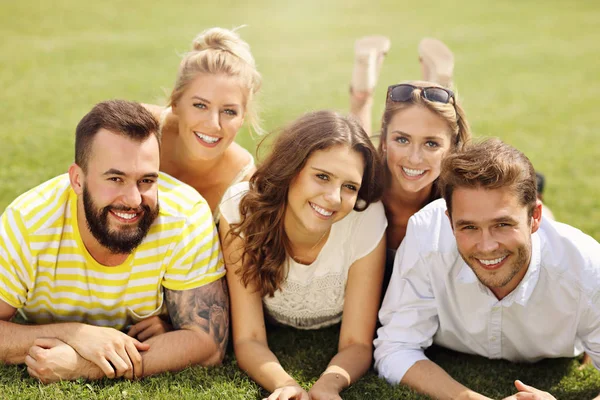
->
[143,27,262,220]
[368,82,471,286]
[219,111,386,400]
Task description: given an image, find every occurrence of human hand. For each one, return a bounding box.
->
[127,316,172,341]
[64,324,149,379]
[25,338,102,383]
[263,384,310,400]
[502,380,557,400]
[308,383,342,400]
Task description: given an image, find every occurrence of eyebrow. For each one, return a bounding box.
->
[191,96,241,108]
[103,169,159,179]
[454,216,518,227]
[390,131,446,141]
[311,167,361,187]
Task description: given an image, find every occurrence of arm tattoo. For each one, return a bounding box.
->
[165,278,230,357]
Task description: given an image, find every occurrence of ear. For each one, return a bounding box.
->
[171,102,179,116]
[68,163,85,196]
[445,209,455,233]
[530,199,543,234]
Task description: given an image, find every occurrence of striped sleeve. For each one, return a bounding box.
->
[161,200,225,291]
[0,207,34,308]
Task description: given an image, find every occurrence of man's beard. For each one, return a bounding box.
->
[459,244,530,290]
[83,186,159,254]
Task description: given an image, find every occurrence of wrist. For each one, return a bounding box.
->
[315,372,346,393]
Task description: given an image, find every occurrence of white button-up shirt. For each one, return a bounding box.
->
[374,199,600,384]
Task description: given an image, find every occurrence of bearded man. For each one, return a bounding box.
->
[0,100,228,382]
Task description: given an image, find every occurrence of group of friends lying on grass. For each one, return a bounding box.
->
[0,27,598,400]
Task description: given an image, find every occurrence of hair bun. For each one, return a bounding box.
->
[191,27,256,68]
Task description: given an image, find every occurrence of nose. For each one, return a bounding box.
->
[122,183,142,209]
[205,110,221,131]
[408,144,423,165]
[477,229,500,254]
[323,185,342,208]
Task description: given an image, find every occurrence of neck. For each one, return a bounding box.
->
[283,210,330,258]
[76,198,128,267]
[490,259,531,300]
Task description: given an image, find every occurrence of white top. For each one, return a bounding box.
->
[374,199,600,384]
[220,182,387,329]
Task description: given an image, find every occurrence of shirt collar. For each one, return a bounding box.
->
[455,232,542,306]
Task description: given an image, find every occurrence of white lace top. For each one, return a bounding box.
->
[220,182,387,330]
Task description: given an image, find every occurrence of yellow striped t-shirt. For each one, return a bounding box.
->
[0,173,224,330]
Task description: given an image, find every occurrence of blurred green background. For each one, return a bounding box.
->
[1,0,599,239]
[1,1,600,398]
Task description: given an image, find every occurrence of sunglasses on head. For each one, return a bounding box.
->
[387,84,455,104]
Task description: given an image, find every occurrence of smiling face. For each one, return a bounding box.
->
[71,129,160,254]
[172,73,246,160]
[449,186,542,299]
[383,104,453,195]
[284,145,365,238]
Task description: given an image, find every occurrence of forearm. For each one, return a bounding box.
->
[402,360,490,400]
[235,339,297,392]
[139,328,222,377]
[316,343,373,393]
[0,320,83,364]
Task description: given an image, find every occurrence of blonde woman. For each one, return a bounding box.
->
[144,27,262,220]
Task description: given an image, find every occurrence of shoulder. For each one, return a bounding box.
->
[407,198,456,254]
[3,175,71,232]
[219,181,250,224]
[141,103,165,121]
[343,201,386,230]
[224,143,254,177]
[538,218,600,293]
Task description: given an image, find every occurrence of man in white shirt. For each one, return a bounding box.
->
[374,138,600,400]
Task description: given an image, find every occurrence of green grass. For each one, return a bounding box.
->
[1,0,599,398]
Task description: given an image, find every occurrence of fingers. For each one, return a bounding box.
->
[113,347,134,379]
[265,387,305,400]
[33,337,63,349]
[127,317,156,337]
[514,380,534,392]
[136,324,163,342]
[133,337,151,351]
[125,340,143,380]
[25,353,48,384]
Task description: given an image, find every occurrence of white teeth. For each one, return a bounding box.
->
[310,202,333,217]
[478,255,507,266]
[114,212,136,220]
[194,132,220,144]
[402,167,426,177]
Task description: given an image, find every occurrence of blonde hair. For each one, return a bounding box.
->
[169,27,263,135]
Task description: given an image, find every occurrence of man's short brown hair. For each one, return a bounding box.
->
[75,100,160,171]
[439,138,537,217]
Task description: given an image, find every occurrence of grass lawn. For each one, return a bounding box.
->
[1,0,599,398]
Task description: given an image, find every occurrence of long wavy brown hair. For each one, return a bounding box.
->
[228,110,383,297]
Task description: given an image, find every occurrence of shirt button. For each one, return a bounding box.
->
[491,336,497,341]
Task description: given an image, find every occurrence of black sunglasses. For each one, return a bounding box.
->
[388,84,455,104]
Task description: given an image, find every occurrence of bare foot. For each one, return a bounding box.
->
[418,37,454,88]
[350,36,390,134]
